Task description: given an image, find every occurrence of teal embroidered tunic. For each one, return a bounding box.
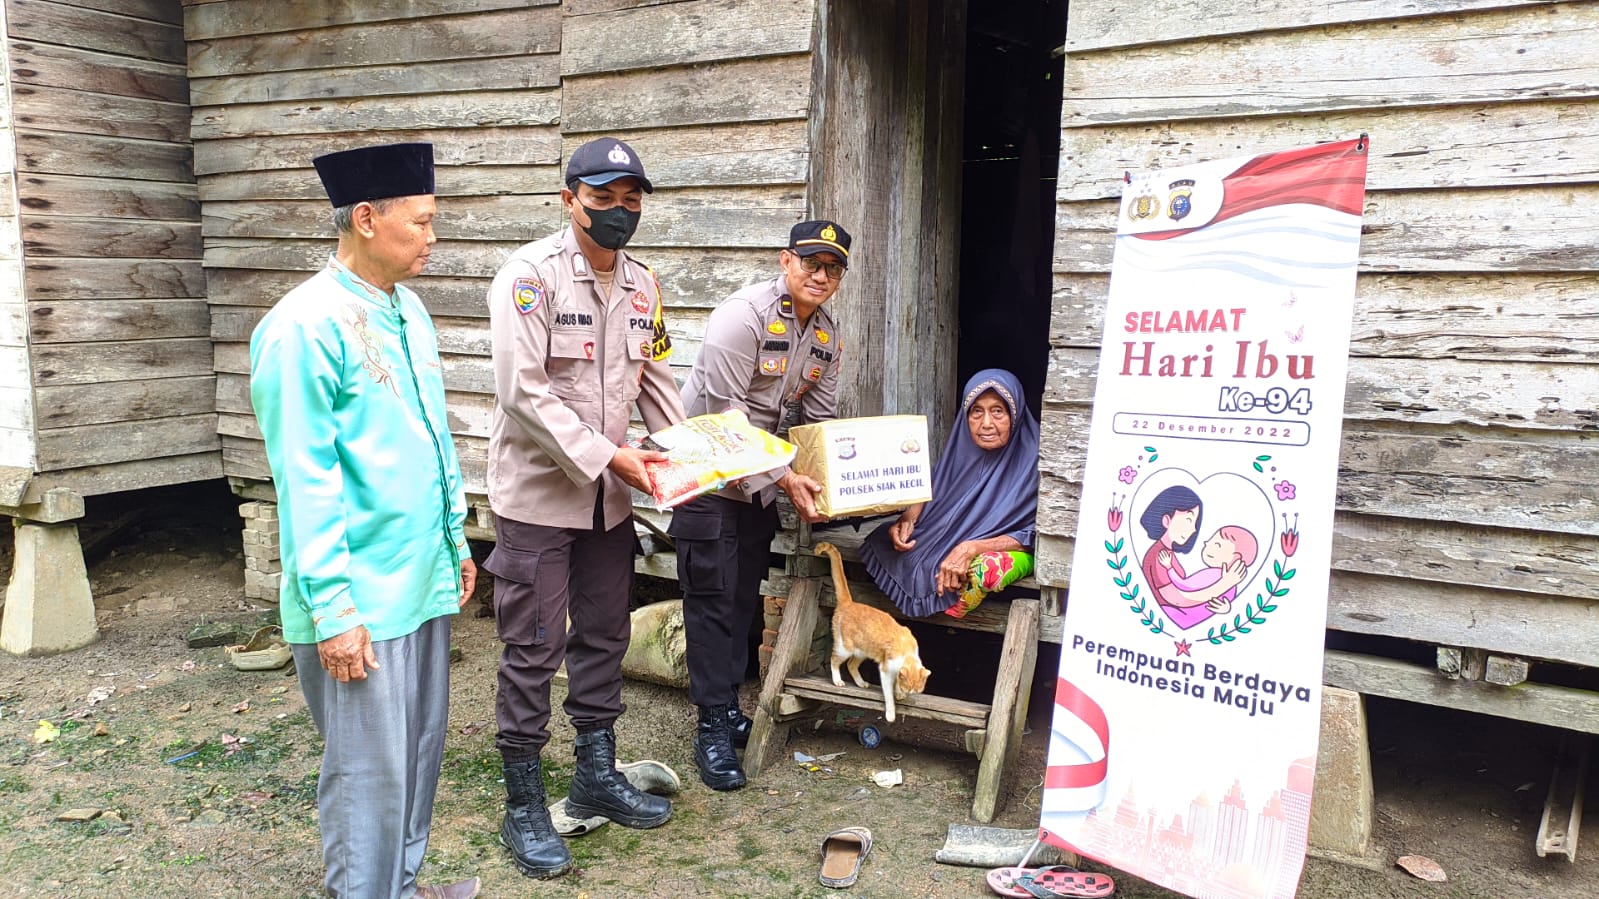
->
[250,258,468,645]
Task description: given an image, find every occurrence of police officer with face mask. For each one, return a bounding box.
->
[484,137,686,880]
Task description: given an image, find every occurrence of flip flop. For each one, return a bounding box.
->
[819,826,873,888]
[617,759,681,795]
[987,865,1051,898]
[549,760,683,836]
[225,626,292,671]
[1017,866,1115,899]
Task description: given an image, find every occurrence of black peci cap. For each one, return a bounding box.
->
[312,142,435,208]
[788,220,851,265]
[566,137,654,193]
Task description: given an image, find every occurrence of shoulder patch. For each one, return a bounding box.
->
[513,277,545,315]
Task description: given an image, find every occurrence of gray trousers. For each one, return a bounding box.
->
[293,615,451,899]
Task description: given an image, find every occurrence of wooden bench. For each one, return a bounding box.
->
[741,525,1046,823]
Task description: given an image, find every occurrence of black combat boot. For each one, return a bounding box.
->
[566,728,673,828]
[695,704,748,791]
[726,703,753,749]
[499,758,572,879]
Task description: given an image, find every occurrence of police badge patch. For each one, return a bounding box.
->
[1168,179,1195,222]
[630,291,650,313]
[513,277,544,315]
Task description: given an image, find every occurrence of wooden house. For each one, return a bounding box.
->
[0,0,208,653]
[0,0,211,502]
[0,0,1592,840]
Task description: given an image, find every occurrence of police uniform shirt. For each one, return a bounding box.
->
[487,227,686,530]
[680,276,842,504]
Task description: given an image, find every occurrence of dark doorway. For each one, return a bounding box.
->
[956,0,1067,418]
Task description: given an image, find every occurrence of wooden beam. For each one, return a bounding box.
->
[186,7,560,77]
[33,413,220,471]
[8,39,188,102]
[1323,649,1599,735]
[783,674,991,729]
[188,53,559,106]
[1060,3,1599,125]
[26,451,222,498]
[748,576,822,776]
[8,0,185,63]
[191,88,560,140]
[973,598,1040,823]
[193,127,560,177]
[562,54,811,132]
[16,131,192,183]
[183,0,546,41]
[1056,99,1599,202]
[560,0,813,77]
[1055,185,1599,274]
[1050,271,1599,366]
[33,376,214,429]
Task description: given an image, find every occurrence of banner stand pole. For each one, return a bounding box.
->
[1017,836,1043,869]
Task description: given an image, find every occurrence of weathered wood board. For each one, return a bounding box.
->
[1048,0,1599,724]
[4,0,218,494]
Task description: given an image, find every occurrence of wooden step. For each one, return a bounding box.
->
[782,674,991,729]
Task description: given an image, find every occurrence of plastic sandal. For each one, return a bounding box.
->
[987,865,1056,897]
[1016,866,1115,898]
[819,826,873,888]
[225,625,292,671]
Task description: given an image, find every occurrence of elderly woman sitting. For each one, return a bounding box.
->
[861,369,1039,618]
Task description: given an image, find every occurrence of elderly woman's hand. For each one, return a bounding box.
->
[888,512,919,551]
[936,541,979,595]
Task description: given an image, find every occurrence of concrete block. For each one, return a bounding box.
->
[239,502,261,520]
[1309,686,1374,859]
[245,555,282,574]
[254,503,278,521]
[241,529,262,546]
[249,518,280,536]
[1,522,99,656]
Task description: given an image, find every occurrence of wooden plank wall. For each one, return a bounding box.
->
[0,14,31,468]
[1041,1,1599,672]
[184,0,563,494]
[559,0,813,416]
[808,0,964,432]
[5,0,219,493]
[188,0,819,505]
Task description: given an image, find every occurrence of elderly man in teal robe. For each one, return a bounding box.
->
[250,142,480,899]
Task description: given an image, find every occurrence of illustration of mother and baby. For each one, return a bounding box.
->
[1138,485,1258,629]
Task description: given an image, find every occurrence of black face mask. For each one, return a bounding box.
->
[579,203,640,250]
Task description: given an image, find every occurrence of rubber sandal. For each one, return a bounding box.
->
[617,759,681,795]
[225,625,292,671]
[549,759,683,836]
[1016,866,1115,898]
[987,865,1050,898]
[819,826,873,888]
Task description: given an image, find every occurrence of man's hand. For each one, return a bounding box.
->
[318,625,379,683]
[609,445,667,494]
[459,558,478,609]
[936,542,979,595]
[778,471,826,523]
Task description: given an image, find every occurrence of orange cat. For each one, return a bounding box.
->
[815,542,931,723]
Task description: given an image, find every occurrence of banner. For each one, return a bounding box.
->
[1040,138,1370,899]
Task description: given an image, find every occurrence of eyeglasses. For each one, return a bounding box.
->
[797,255,845,280]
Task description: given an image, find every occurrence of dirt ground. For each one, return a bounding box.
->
[2,484,1598,898]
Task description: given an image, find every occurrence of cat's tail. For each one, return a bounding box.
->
[813,542,852,605]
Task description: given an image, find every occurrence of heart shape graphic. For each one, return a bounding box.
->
[1127,468,1276,632]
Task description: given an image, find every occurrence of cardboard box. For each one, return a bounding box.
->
[789,415,932,517]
